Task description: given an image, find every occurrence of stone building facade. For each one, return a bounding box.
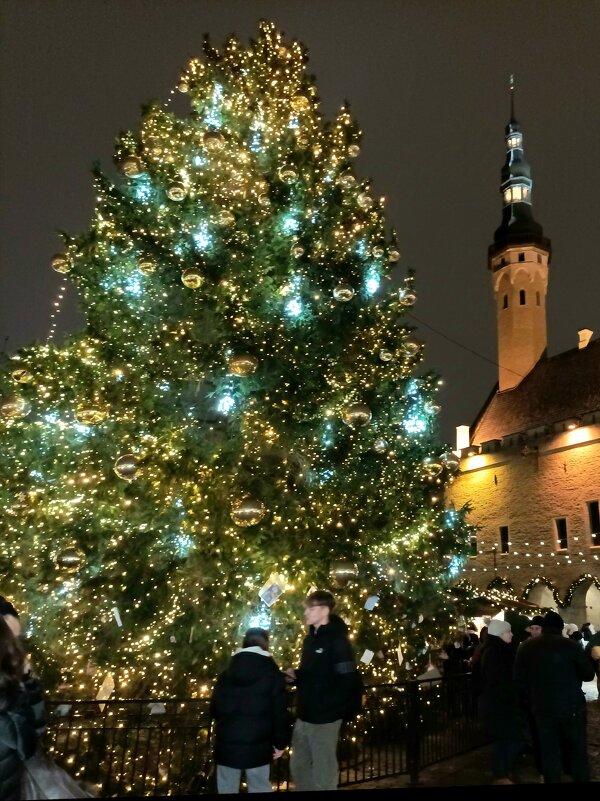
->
[446,96,600,626]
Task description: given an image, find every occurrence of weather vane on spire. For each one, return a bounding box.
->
[509,74,516,120]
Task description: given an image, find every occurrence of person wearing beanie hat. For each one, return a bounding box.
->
[514,609,595,783]
[477,619,524,784]
[525,615,545,639]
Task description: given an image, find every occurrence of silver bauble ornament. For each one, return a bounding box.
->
[121,156,145,178]
[216,209,235,226]
[292,245,305,258]
[228,354,258,376]
[290,95,311,113]
[347,143,361,158]
[330,560,358,588]
[441,452,460,472]
[167,182,187,201]
[357,192,373,210]
[342,402,372,427]
[338,171,356,188]
[0,397,30,419]
[402,336,422,357]
[138,260,157,276]
[51,253,71,274]
[230,497,266,527]
[422,460,443,479]
[379,349,394,362]
[56,545,84,573]
[372,246,385,258]
[399,289,417,306]
[181,268,204,289]
[177,79,190,93]
[203,131,225,151]
[389,249,401,263]
[279,168,298,184]
[11,369,33,384]
[114,454,139,481]
[333,283,355,302]
[373,438,388,454]
[76,406,107,425]
[258,193,271,207]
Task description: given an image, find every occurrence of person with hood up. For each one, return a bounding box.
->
[477,619,525,785]
[285,590,363,792]
[514,610,595,783]
[210,628,290,793]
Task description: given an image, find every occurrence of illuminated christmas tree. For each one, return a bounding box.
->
[0,22,472,697]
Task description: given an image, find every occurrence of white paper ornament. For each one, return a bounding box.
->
[148,702,167,715]
[364,595,380,611]
[259,574,286,607]
[396,645,404,666]
[96,672,115,711]
[112,607,123,627]
[360,649,374,664]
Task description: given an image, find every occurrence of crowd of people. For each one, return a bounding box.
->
[440,612,600,785]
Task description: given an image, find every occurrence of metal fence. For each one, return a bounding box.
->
[45,672,487,796]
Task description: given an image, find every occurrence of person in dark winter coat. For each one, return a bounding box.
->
[285,590,363,792]
[514,610,595,783]
[210,628,289,794]
[0,617,39,801]
[477,619,525,785]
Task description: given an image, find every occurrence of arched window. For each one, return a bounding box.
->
[503,294,508,309]
[519,290,526,305]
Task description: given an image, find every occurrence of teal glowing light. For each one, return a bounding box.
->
[193,224,211,251]
[174,533,195,558]
[217,393,235,414]
[403,410,428,435]
[447,555,465,578]
[282,215,300,234]
[124,275,142,296]
[248,605,271,630]
[285,298,302,317]
[73,423,91,436]
[288,117,300,129]
[134,181,153,202]
[193,155,207,167]
[322,422,334,447]
[365,265,380,296]
[443,509,459,527]
[204,84,224,126]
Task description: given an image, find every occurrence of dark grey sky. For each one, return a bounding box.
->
[2,0,600,443]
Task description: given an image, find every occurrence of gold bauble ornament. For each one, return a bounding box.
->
[333,283,355,302]
[203,131,225,152]
[167,182,187,201]
[399,289,417,306]
[258,193,271,207]
[373,438,388,454]
[228,354,258,376]
[56,545,85,573]
[330,560,358,588]
[230,497,266,527]
[372,246,385,258]
[441,452,460,472]
[0,396,30,419]
[76,406,107,425]
[114,454,139,481]
[347,143,361,158]
[389,249,401,263]
[138,260,156,276]
[11,369,33,384]
[423,460,443,479]
[357,192,373,210]
[290,94,311,113]
[338,171,356,189]
[121,156,144,178]
[279,168,298,184]
[181,268,204,289]
[292,245,305,258]
[51,253,70,274]
[342,402,372,427]
[217,209,235,226]
[403,336,422,357]
[379,349,394,362]
[177,79,190,93]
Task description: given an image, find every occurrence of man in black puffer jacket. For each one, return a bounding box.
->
[285,590,363,792]
[514,610,595,783]
[210,628,290,793]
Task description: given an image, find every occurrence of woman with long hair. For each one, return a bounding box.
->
[0,616,38,800]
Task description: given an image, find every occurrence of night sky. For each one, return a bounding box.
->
[2,0,600,443]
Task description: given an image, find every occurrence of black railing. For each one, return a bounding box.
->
[45,672,487,795]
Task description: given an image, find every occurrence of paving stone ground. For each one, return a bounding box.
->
[342,681,599,789]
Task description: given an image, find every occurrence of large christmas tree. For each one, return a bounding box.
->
[0,22,472,697]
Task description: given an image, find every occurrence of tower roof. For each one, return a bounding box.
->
[488,78,551,262]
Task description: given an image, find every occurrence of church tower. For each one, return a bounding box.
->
[488,80,552,391]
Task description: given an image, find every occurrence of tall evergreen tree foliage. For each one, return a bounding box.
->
[0,23,471,696]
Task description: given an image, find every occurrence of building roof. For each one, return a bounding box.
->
[471,337,600,444]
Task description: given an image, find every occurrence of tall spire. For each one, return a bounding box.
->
[488,78,551,260]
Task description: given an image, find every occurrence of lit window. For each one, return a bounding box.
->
[507,134,522,149]
[512,185,524,202]
[555,518,568,550]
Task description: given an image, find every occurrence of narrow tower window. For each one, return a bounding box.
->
[555,518,568,550]
[518,252,526,262]
[536,291,541,306]
[499,525,509,554]
[503,294,508,309]
[507,134,522,149]
[587,501,600,547]
[519,290,526,305]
